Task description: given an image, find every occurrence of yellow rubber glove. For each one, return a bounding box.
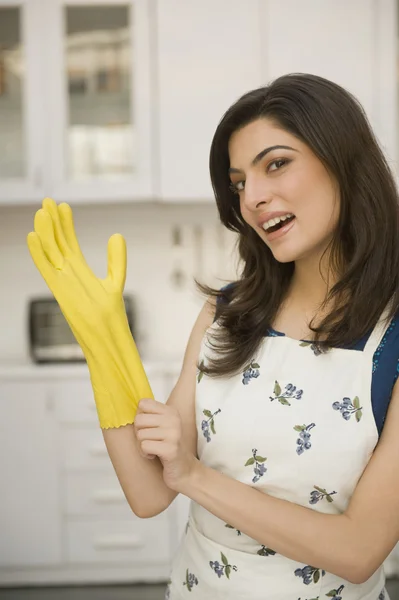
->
[27,197,154,428]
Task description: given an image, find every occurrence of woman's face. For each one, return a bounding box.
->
[228,118,340,264]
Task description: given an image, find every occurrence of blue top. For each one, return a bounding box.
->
[214,283,399,436]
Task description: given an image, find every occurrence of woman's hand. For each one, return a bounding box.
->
[134,398,198,492]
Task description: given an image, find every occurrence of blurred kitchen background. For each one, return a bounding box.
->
[0,0,399,598]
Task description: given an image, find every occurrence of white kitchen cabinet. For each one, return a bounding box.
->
[156,0,397,202]
[0,380,62,567]
[0,0,155,205]
[0,0,396,206]
[0,0,48,203]
[43,0,154,203]
[260,0,397,165]
[156,0,263,202]
[0,365,181,585]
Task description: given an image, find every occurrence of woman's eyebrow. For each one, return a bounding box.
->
[228,145,298,174]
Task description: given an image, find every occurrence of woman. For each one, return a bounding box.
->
[28,73,399,600]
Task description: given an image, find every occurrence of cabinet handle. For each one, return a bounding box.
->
[93,535,143,550]
[91,489,126,504]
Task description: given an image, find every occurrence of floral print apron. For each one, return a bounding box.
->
[165,308,392,600]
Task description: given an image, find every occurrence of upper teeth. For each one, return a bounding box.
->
[262,214,294,231]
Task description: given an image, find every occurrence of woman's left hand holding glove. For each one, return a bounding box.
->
[134,398,198,491]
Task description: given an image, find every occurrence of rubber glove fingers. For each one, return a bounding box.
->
[26,229,56,286]
[106,233,127,294]
[58,202,85,257]
[42,197,70,256]
[33,208,64,271]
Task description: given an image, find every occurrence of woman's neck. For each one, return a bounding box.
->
[288,252,337,308]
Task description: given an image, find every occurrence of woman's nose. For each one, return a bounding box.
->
[242,178,272,210]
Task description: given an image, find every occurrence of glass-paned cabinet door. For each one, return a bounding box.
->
[45,0,153,203]
[0,0,47,204]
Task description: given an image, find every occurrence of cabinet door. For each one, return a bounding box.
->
[261,0,396,162]
[0,0,47,204]
[0,381,62,567]
[157,0,263,202]
[43,0,154,203]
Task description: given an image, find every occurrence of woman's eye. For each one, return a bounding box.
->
[268,158,288,172]
[229,180,245,194]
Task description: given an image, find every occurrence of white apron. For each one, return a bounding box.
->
[165,309,392,600]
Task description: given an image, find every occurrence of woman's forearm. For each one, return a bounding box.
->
[180,460,364,583]
[102,424,178,518]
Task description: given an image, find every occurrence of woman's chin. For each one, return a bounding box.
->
[268,244,303,264]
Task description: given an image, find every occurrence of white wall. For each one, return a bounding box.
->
[0,202,240,365]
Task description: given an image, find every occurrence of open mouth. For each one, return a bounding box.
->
[264,214,295,234]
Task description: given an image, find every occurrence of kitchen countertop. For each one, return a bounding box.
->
[0,359,182,380]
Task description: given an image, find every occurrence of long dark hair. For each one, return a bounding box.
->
[196,73,399,378]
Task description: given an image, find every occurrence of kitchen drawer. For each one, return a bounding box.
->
[54,375,168,425]
[65,515,171,565]
[64,471,132,518]
[55,380,98,425]
[60,426,114,473]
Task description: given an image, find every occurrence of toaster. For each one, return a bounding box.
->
[28,295,137,363]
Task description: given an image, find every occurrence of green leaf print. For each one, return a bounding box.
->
[310,486,337,505]
[210,553,238,579]
[225,523,242,535]
[299,341,310,347]
[313,569,320,584]
[279,397,291,406]
[221,552,229,566]
[294,425,306,432]
[183,569,198,592]
[270,381,304,405]
[201,408,221,442]
[333,397,363,423]
[252,362,260,369]
[257,545,277,556]
[246,449,268,482]
[326,586,345,597]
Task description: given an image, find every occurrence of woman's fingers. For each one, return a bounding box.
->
[136,427,167,442]
[134,412,163,430]
[140,441,168,460]
[138,398,167,414]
